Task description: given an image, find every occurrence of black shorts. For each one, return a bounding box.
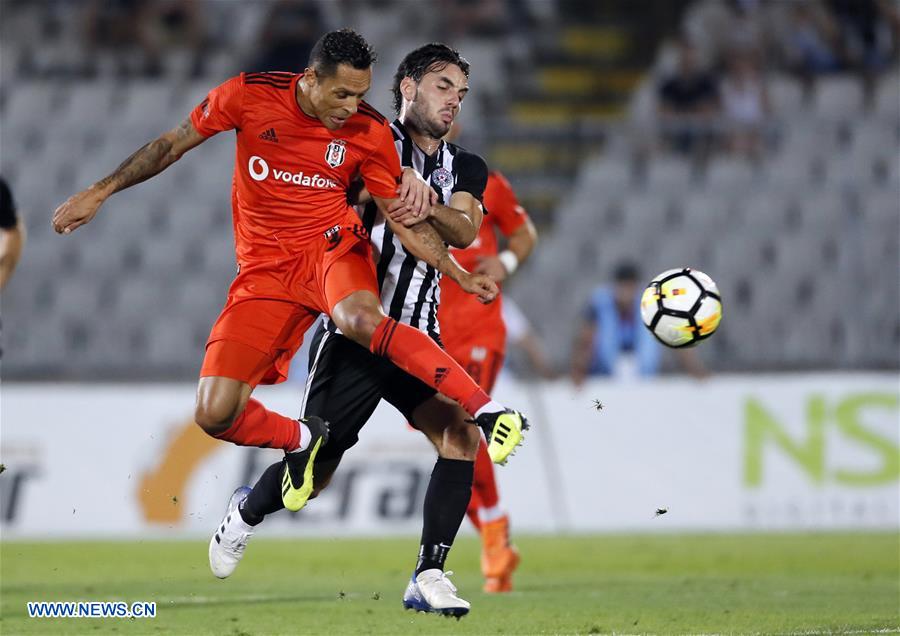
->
[301,322,437,463]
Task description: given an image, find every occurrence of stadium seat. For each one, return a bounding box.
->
[677,192,732,232]
[3,83,60,126]
[145,315,204,369]
[111,276,176,323]
[117,82,176,128]
[762,151,815,191]
[580,155,634,191]
[777,118,837,157]
[644,156,694,193]
[813,76,865,121]
[768,74,806,114]
[56,83,118,131]
[873,73,900,119]
[703,158,757,192]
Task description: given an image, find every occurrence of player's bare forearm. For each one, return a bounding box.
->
[376,196,496,302]
[0,223,25,291]
[53,119,206,234]
[507,219,538,263]
[94,118,205,196]
[387,212,462,281]
[427,203,478,248]
[388,191,481,248]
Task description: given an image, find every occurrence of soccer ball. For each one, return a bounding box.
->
[640,268,722,348]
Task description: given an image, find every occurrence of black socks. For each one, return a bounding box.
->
[239,460,286,526]
[414,457,475,575]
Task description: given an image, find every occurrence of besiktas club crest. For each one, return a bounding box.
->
[325,140,347,168]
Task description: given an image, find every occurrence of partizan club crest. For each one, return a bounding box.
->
[325,139,347,168]
[431,166,453,188]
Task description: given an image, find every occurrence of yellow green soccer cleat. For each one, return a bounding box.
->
[474,409,529,465]
[281,416,329,512]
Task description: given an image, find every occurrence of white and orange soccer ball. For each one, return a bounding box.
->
[640,268,722,348]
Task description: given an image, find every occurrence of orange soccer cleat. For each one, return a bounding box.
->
[479,515,520,593]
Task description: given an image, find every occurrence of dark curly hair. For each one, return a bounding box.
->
[308,29,376,78]
[392,43,470,114]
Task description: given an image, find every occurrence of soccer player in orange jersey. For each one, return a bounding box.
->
[438,169,537,593]
[51,29,527,513]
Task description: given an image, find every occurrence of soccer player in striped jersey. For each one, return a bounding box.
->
[210,43,526,618]
[439,168,538,593]
[53,29,524,516]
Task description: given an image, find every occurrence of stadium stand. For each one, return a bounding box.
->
[0,0,897,379]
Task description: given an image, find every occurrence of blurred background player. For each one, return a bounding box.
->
[0,176,26,360]
[0,177,26,293]
[438,168,537,593]
[570,261,708,385]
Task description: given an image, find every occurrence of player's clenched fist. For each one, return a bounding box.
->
[52,187,107,234]
[459,272,498,305]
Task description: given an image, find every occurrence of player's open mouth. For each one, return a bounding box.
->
[330,116,347,126]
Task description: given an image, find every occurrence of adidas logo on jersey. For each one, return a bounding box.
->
[434,367,450,386]
[258,128,279,143]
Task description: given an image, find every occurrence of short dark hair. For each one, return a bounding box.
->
[613,261,641,283]
[392,43,470,114]
[308,29,376,78]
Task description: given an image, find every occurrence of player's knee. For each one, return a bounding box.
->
[340,306,383,347]
[442,422,480,460]
[194,397,242,436]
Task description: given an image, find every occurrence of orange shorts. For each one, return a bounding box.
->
[446,342,505,394]
[200,225,377,386]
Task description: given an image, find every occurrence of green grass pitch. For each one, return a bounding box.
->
[2,533,897,634]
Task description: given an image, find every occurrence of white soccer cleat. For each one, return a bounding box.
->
[402,569,470,618]
[208,486,254,579]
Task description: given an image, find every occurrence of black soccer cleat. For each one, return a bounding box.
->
[281,416,329,512]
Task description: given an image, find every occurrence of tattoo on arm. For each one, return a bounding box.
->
[409,221,455,274]
[95,119,193,194]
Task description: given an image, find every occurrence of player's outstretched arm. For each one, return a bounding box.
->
[0,219,25,291]
[374,195,497,304]
[52,118,207,234]
[476,218,537,283]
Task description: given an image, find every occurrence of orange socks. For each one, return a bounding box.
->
[370,317,490,415]
[467,440,500,528]
[213,398,300,451]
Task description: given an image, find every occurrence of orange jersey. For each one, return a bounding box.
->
[190,72,400,265]
[439,171,529,353]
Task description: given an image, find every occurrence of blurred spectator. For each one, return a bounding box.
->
[82,0,207,77]
[778,2,841,77]
[828,0,899,74]
[139,0,209,77]
[83,0,152,76]
[684,0,769,64]
[720,50,770,158]
[570,262,707,385]
[250,0,325,73]
[656,38,721,157]
[445,0,511,38]
[0,177,25,292]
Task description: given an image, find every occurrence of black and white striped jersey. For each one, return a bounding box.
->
[327,119,487,340]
